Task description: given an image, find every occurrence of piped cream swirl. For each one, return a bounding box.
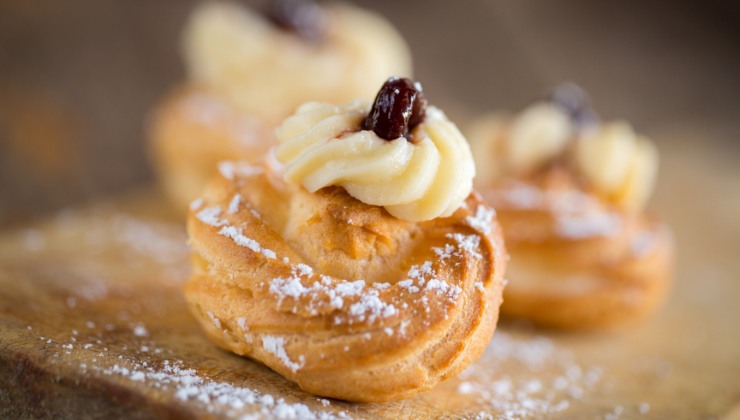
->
[469,102,659,212]
[275,101,475,222]
[183,1,411,122]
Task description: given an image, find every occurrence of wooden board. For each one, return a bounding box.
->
[1,134,739,419]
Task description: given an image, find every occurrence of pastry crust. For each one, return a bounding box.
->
[148,85,275,212]
[184,160,507,402]
[478,166,674,330]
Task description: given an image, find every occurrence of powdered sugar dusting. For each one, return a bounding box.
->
[189,198,204,211]
[196,206,227,227]
[28,323,349,419]
[348,292,398,322]
[96,355,347,419]
[262,335,305,373]
[402,260,462,301]
[269,268,399,323]
[207,311,222,330]
[397,279,420,293]
[333,280,365,297]
[295,263,313,277]
[195,203,280,260]
[497,184,595,215]
[446,233,482,259]
[467,205,496,235]
[433,243,456,260]
[237,317,249,331]
[425,278,462,296]
[499,185,542,209]
[227,194,242,214]
[218,226,277,260]
[133,324,149,337]
[218,161,263,181]
[454,331,604,419]
[556,213,621,239]
[494,183,622,240]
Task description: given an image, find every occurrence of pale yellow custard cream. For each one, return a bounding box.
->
[275,101,475,222]
[470,100,659,212]
[183,1,412,122]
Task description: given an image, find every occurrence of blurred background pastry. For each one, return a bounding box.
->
[149,0,412,212]
[467,84,674,329]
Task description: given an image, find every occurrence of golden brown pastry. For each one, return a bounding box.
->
[150,0,412,212]
[468,83,674,330]
[150,86,275,212]
[184,78,507,401]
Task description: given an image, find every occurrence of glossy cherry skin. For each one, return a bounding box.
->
[363,77,427,141]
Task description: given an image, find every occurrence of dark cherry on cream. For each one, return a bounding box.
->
[546,82,599,129]
[266,0,327,43]
[363,77,428,141]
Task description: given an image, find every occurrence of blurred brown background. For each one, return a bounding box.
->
[1,0,739,226]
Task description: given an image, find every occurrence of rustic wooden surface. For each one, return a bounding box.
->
[0,131,739,419]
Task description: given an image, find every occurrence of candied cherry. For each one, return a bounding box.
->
[266,0,327,43]
[363,77,428,141]
[546,82,599,128]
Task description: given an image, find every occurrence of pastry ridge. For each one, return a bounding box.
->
[478,165,674,330]
[184,161,506,401]
[149,85,275,212]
